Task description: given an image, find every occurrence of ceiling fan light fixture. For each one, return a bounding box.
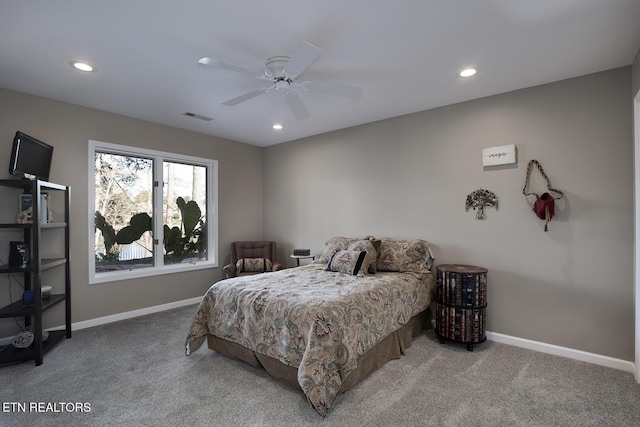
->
[275,79,291,91]
[459,68,477,78]
[70,61,95,72]
[265,56,289,79]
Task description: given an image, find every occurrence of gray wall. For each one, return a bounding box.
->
[264,67,634,361]
[1,66,634,362]
[0,88,264,337]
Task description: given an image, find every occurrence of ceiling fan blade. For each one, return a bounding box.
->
[283,41,322,78]
[198,57,259,77]
[304,81,363,99]
[284,92,310,120]
[222,88,270,106]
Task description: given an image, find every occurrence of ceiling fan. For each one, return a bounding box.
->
[198,41,362,120]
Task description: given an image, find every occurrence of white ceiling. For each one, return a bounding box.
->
[1,1,640,147]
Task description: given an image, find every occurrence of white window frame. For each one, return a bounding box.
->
[88,140,218,284]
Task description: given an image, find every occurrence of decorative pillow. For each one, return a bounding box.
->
[366,237,382,272]
[316,237,359,264]
[326,250,367,276]
[347,239,380,274]
[376,238,433,273]
[236,258,273,273]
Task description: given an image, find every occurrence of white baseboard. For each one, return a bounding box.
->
[486,331,635,373]
[0,296,202,346]
[69,296,202,331]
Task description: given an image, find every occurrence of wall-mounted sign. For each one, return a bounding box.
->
[482,144,517,166]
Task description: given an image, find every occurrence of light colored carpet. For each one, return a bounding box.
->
[1,304,640,427]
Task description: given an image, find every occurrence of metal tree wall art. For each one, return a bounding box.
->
[465,188,499,220]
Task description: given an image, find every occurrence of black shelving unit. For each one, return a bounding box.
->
[0,179,70,366]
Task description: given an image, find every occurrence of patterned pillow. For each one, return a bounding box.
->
[347,239,380,274]
[376,238,433,273]
[326,250,367,275]
[316,237,359,264]
[236,258,273,273]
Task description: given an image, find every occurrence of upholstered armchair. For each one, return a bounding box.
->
[223,241,284,278]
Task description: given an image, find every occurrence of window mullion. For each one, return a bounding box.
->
[153,157,164,267]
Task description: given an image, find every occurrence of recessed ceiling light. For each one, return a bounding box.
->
[459,68,477,78]
[70,61,95,72]
[272,124,283,130]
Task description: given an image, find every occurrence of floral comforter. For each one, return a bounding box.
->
[185,263,435,416]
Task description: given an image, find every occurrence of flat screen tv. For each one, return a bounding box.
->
[9,131,53,181]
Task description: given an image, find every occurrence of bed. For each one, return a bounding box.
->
[185,236,435,416]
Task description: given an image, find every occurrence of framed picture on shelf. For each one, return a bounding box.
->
[19,193,32,212]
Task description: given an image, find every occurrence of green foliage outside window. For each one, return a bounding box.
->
[95,196,206,266]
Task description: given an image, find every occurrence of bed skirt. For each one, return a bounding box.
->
[205,308,430,395]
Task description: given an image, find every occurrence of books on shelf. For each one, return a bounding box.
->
[18,192,48,223]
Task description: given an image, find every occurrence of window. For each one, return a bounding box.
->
[89,140,217,284]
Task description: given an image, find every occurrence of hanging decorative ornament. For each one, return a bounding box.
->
[465,188,499,220]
